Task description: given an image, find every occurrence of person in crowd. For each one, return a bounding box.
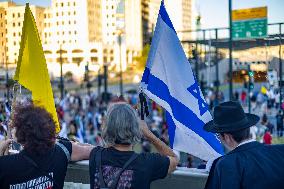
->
[0,139,12,156]
[234,91,239,101]
[0,103,94,189]
[263,129,272,145]
[276,110,284,137]
[203,101,284,189]
[241,90,247,105]
[261,113,274,134]
[89,102,179,189]
[67,120,79,142]
[186,154,193,168]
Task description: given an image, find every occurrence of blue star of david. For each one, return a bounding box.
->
[187,78,208,116]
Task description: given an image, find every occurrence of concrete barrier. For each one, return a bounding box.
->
[65,161,208,189]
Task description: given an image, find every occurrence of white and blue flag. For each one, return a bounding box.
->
[141,1,224,161]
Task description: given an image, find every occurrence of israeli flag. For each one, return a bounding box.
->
[141,1,224,161]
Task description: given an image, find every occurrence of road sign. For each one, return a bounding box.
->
[232,7,267,40]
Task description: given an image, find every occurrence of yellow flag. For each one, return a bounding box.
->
[261,86,267,94]
[14,4,60,133]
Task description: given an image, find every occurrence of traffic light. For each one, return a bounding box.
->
[249,82,254,89]
[247,65,254,90]
[248,70,254,77]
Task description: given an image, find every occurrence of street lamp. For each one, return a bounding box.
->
[279,24,283,110]
[56,45,66,100]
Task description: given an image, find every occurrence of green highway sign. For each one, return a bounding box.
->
[232,7,267,40]
[232,19,267,40]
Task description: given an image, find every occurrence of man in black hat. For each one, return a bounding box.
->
[203,101,284,189]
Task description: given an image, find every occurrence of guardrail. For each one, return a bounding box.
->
[65,161,208,189]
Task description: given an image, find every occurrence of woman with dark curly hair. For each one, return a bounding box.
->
[0,103,94,189]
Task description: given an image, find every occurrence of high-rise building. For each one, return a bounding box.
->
[0,7,6,64]
[0,2,45,65]
[39,0,105,78]
[0,0,142,78]
[101,0,142,71]
[142,0,193,45]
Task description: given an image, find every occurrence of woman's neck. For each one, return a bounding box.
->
[113,144,133,151]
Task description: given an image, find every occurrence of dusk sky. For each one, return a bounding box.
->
[1,0,283,29]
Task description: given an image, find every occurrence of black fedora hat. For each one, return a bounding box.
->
[204,101,260,133]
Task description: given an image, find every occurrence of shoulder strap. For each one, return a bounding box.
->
[95,147,108,188]
[56,142,71,162]
[22,154,59,188]
[110,153,139,189]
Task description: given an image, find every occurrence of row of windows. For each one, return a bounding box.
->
[13,32,21,37]
[44,32,52,37]
[44,23,51,27]
[12,22,21,27]
[56,40,77,44]
[106,5,115,10]
[55,2,76,7]
[12,13,21,18]
[56,20,77,25]
[44,14,52,19]
[56,11,77,16]
[55,30,77,35]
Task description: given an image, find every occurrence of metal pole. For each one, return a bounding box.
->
[4,46,9,102]
[118,33,123,97]
[195,38,199,82]
[279,23,283,110]
[86,62,90,96]
[97,69,101,97]
[59,45,64,100]
[228,0,233,100]
[203,30,206,88]
[248,64,251,113]
[103,64,108,102]
[203,30,206,60]
[215,29,219,104]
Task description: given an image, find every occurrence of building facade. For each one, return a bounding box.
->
[0,1,45,66]
[0,6,6,65]
[0,0,142,79]
[142,0,193,46]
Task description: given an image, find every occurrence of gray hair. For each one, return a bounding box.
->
[102,103,142,146]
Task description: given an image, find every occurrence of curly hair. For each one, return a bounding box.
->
[11,103,56,155]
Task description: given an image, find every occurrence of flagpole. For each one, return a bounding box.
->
[229,0,233,100]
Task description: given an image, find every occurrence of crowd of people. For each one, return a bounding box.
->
[0,86,283,168]
[0,95,178,189]
[204,86,284,144]
[53,92,170,151]
[0,87,283,188]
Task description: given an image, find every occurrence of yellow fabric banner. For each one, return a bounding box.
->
[261,86,267,94]
[14,4,60,133]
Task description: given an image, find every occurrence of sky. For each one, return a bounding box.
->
[197,0,284,29]
[1,0,283,30]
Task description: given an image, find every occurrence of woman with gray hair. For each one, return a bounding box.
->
[89,102,179,189]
